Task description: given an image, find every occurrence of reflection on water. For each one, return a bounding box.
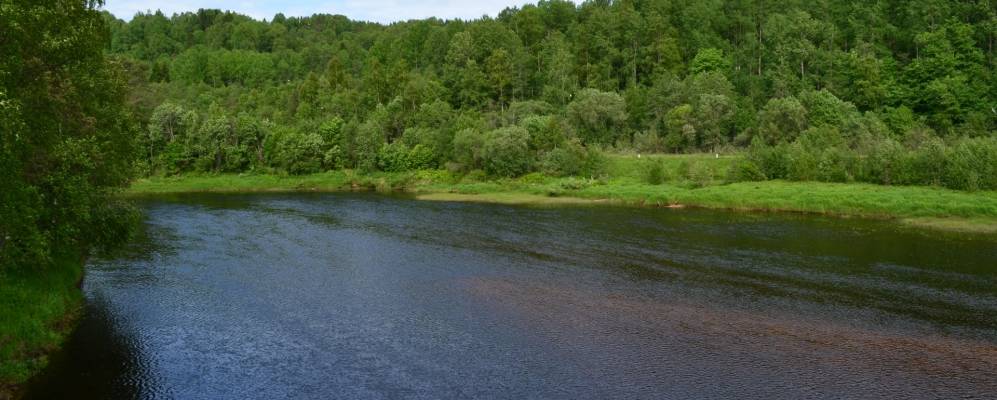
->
[27,193,997,399]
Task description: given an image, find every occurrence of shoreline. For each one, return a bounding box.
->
[123,171,997,235]
[6,171,992,397]
[0,257,85,400]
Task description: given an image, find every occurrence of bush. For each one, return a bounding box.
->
[633,131,665,153]
[726,159,767,183]
[353,119,386,172]
[899,138,947,186]
[408,144,437,170]
[565,88,628,145]
[815,147,853,182]
[643,159,666,185]
[944,138,997,191]
[540,140,605,177]
[521,115,565,153]
[673,160,714,188]
[267,128,325,174]
[756,96,808,144]
[452,128,484,171]
[856,137,904,185]
[481,127,533,177]
[376,142,412,172]
[401,127,449,166]
[747,140,789,179]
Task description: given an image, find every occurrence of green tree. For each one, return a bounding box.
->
[540,32,578,105]
[1,0,137,272]
[757,96,809,144]
[565,88,628,145]
[690,48,730,75]
[481,127,533,177]
[487,49,515,110]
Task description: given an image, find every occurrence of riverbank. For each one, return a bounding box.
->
[0,256,84,399]
[126,155,997,235]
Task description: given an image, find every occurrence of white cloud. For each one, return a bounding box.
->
[101,0,537,23]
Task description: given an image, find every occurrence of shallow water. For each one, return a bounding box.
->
[26,193,997,399]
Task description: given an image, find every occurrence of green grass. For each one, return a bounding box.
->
[0,256,84,397]
[125,154,997,234]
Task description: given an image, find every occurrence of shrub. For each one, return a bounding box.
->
[679,160,713,188]
[900,138,947,186]
[727,159,767,183]
[481,127,533,177]
[452,128,484,171]
[540,139,605,177]
[353,119,385,172]
[643,159,666,185]
[747,140,789,179]
[944,138,997,191]
[521,115,566,153]
[401,127,449,165]
[377,142,412,172]
[857,137,904,185]
[565,88,628,145]
[633,131,665,153]
[267,128,325,174]
[323,145,344,170]
[756,96,808,144]
[815,147,853,183]
[408,144,437,170]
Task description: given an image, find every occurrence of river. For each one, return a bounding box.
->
[25,193,997,399]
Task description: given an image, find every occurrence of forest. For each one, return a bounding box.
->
[109,0,996,190]
[2,0,997,394]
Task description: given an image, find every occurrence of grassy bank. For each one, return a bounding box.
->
[0,257,84,398]
[126,154,997,234]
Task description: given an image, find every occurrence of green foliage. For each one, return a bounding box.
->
[944,138,997,191]
[521,115,565,153]
[100,1,995,191]
[757,96,809,144]
[353,118,386,172]
[726,158,767,183]
[689,48,729,75]
[452,128,485,171]
[798,90,859,129]
[1,0,140,388]
[481,127,533,177]
[675,160,715,188]
[539,139,605,177]
[643,159,667,185]
[267,128,326,174]
[377,142,413,172]
[632,131,665,153]
[565,89,628,146]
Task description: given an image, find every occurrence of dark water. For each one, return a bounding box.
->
[26,193,997,399]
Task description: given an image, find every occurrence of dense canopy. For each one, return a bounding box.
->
[107,0,996,187]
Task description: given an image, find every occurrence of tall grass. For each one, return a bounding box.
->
[0,256,84,392]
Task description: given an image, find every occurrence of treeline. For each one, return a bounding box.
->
[1,0,137,273]
[110,1,996,189]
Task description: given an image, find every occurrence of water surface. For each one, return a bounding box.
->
[27,193,997,399]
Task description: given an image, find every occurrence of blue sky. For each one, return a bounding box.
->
[101,0,543,23]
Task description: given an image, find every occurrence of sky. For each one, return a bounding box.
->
[101,0,543,23]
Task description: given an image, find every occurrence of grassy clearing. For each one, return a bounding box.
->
[0,256,84,397]
[125,154,997,235]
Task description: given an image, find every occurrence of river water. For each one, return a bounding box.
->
[25,193,997,399]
